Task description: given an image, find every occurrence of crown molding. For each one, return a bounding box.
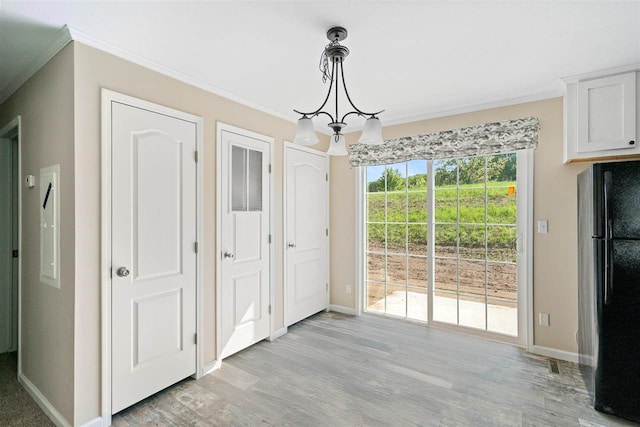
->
[561,63,640,84]
[345,90,563,135]
[1,23,579,136]
[0,25,73,105]
[66,26,299,127]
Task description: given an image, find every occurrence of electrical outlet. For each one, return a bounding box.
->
[345,284,352,294]
[539,312,550,327]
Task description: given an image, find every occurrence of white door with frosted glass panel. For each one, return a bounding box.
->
[111,101,197,413]
[285,145,328,326]
[220,130,271,359]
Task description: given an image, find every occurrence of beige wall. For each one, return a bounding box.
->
[0,44,76,422]
[72,42,329,424]
[1,39,590,425]
[330,97,588,353]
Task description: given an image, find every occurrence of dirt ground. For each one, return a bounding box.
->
[367,245,517,305]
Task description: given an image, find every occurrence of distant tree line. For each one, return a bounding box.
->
[368,154,516,192]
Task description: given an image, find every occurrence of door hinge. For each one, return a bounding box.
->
[195,150,199,163]
[326,283,329,292]
[268,305,271,315]
[12,249,18,258]
[326,173,328,182]
[268,234,272,244]
[110,267,112,279]
[195,242,199,253]
[326,228,329,237]
[194,333,198,345]
[269,164,272,174]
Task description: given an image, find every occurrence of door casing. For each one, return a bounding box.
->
[0,117,21,362]
[215,122,275,361]
[101,90,204,425]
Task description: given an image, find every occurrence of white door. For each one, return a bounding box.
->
[219,130,270,359]
[285,146,328,326]
[111,101,197,413]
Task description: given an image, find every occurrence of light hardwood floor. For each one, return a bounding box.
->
[111,312,634,427]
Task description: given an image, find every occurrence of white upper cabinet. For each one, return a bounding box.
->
[564,69,639,163]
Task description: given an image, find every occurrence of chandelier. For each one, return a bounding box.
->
[293,26,384,155]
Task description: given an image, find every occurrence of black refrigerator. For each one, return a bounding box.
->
[578,160,640,423]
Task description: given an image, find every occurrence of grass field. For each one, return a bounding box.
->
[366,182,517,261]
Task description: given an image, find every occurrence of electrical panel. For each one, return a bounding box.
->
[40,164,60,288]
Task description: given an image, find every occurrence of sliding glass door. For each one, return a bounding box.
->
[365,160,428,321]
[363,151,529,342]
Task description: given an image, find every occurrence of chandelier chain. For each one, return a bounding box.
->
[319,41,338,84]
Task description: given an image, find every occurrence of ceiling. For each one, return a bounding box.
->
[1,1,639,133]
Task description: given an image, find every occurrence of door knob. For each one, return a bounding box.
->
[116,267,130,277]
[223,251,235,259]
[288,242,296,248]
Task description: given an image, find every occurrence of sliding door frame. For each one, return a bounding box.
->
[357,150,533,349]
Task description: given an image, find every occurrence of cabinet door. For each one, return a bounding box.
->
[577,72,636,153]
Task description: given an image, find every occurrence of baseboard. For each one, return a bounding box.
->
[530,345,579,363]
[79,417,102,427]
[201,359,221,377]
[269,327,288,341]
[18,372,71,427]
[329,304,357,316]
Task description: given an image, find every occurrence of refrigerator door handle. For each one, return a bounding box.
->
[604,239,613,305]
[603,171,613,239]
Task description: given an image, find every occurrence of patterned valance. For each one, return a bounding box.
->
[348,116,539,167]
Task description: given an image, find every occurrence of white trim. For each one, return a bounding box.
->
[101,89,204,424]
[100,90,112,427]
[530,345,579,363]
[18,372,72,427]
[66,27,300,130]
[427,161,435,325]
[424,316,521,347]
[354,165,364,316]
[269,326,288,341]
[561,63,640,84]
[0,117,22,384]
[359,152,532,346]
[329,304,358,316]
[0,26,73,105]
[347,91,562,133]
[515,150,533,348]
[282,142,330,327]
[282,141,289,327]
[80,417,103,427]
[195,114,204,380]
[201,359,222,377]
[524,151,535,352]
[215,122,275,363]
[269,130,276,351]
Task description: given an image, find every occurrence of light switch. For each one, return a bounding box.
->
[537,219,549,234]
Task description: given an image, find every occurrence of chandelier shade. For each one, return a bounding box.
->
[293,117,319,145]
[358,117,384,145]
[293,26,384,156]
[326,133,348,156]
